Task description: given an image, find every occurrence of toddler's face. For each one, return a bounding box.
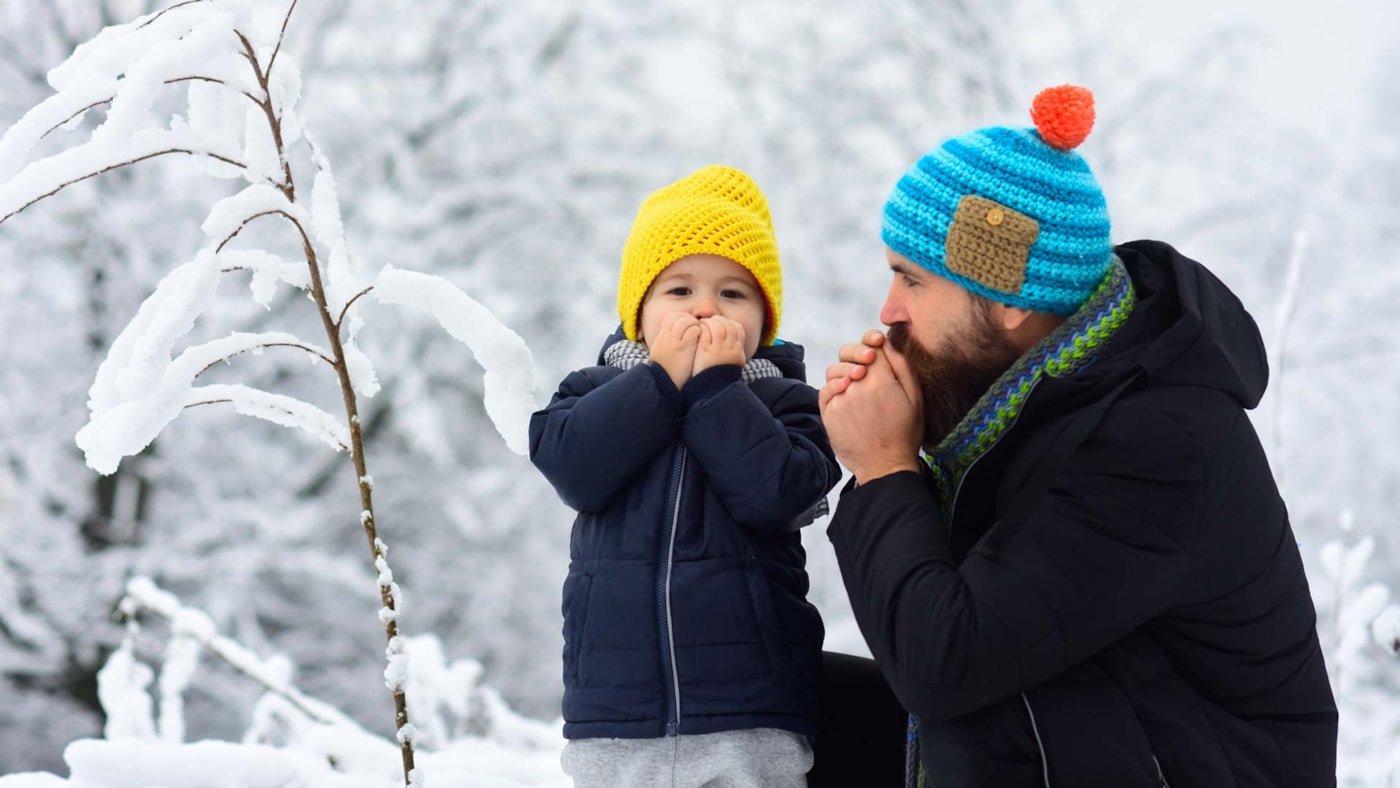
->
[638,254,766,361]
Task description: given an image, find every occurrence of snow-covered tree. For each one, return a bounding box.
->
[0,1,537,781]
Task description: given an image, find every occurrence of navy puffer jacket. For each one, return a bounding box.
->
[530,330,841,741]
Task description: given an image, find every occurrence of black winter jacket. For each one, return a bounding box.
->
[530,331,841,741]
[829,241,1338,786]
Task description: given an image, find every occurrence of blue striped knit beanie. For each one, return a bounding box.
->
[882,85,1111,316]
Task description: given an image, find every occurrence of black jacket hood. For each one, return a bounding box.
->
[1089,240,1269,409]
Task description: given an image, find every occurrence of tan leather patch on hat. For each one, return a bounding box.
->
[946,195,1039,294]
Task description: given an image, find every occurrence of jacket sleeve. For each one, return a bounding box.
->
[529,363,684,512]
[679,365,842,531]
[828,401,1197,722]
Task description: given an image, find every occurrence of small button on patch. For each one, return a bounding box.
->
[986,208,1005,226]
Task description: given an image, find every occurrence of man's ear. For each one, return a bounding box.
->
[995,302,1037,333]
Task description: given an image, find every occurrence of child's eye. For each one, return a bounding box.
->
[721,289,747,299]
[667,287,691,296]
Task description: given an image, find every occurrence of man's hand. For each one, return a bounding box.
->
[820,329,923,484]
[694,315,747,373]
[649,311,702,387]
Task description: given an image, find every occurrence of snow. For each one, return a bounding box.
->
[192,383,351,452]
[1373,607,1400,656]
[344,313,381,397]
[309,137,360,316]
[202,183,313,245]
[76,250,220,474]
[0,10,246,221]
[95,641,155,742]
[371,265,539,455]
[384,637,409,692]
[216,248,311,307]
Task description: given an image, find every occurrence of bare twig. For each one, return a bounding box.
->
[214,209,309,254]
[1,148,246,224]
[237,32,295,201]
[336,286,375,330]
[195,342,337,377]
[137,0,211,30]
[266,0,300,77]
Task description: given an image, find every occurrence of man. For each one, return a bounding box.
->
[816,85,1338,786]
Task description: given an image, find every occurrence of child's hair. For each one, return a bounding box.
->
[617,165,783,347]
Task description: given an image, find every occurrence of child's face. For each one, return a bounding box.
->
[638,254,766,361]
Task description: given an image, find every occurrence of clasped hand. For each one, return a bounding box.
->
[648,312,748,388]
[818,329,924,484]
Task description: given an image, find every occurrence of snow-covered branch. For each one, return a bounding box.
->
[185,384,350,453]
[372,265,539,455]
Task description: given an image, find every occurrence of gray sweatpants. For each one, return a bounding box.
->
[561,727,812,787]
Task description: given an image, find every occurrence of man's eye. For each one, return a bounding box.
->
[902,276,918,288]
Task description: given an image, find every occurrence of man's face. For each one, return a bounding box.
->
[880,248,1024,447]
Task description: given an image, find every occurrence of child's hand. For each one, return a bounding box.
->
[648,311,702,387]
[694,316,747,374]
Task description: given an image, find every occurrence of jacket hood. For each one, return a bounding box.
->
[1094,240,1269,409]
[596,325,809,382]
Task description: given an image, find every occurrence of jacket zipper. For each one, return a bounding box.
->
[949,381,1054,784]
[945,377,1043,544]
[1021,694,1052,787]
[658,444,686,736]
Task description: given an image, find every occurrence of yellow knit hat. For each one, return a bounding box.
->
[618,165,783,347]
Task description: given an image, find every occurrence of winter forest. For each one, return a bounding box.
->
[0,0,1397,785]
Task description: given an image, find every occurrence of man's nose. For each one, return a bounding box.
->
[879,288,905,326]
[692,296,717,319]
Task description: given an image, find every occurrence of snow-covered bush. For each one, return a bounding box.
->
[0,1,538,781]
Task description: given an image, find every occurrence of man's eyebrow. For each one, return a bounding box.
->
[889,259,922,278]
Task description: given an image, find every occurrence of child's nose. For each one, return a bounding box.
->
[692,297,717,319]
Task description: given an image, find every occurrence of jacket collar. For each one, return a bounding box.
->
[927,257,1138,497]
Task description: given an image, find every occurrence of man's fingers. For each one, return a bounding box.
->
[863,329,886,348]
[884,342,922,405]
[826,362,868,383]
[819,377,851,410]
[838,342,878,366]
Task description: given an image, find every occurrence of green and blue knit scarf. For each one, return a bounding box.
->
[906,255,1136,788]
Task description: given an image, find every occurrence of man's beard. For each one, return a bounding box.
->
[887,302,1024,449]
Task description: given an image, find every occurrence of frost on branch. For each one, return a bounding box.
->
[372,265,539,455]
[75,246,344,474]
[0,6,250,221]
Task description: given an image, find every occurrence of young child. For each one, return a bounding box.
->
[529,165,841,787]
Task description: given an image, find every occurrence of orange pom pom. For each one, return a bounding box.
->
[1030,85,1095,151]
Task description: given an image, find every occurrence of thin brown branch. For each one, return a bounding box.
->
[236,32,295,201]
[336,286,375,330]
[196,342,337,378]
[266,0,300,77]
[39,99,112,141]
[184,398,233,409]
[137,0,210,30]
[0,148,246,225]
